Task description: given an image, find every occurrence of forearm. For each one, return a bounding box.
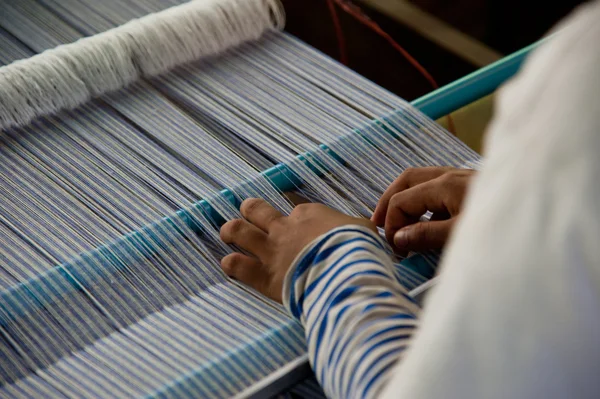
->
[283,226,420,398]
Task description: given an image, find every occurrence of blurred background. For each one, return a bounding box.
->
[281,0,587,152]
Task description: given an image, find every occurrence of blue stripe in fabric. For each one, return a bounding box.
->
[325,330,411,388]
[313,286,359,359]
[337,344,406,398]
[361,356,401,398]
[305,268,390,345]
[357,344,408,394]
[306,266,389,322]
[360,302,417,316]
[307,271,410,326]
[298,250,383,314]
[328,316,415,384]
[332,323,411,388]
[372,291,393,299]
[363,323,415,345]
[289,228,383,319]
[312,279,415,386]
[356,334,412,368]
[307,268,389,323]
[327,317,414,371]
[313,236,381,265]
[328,270,390,325]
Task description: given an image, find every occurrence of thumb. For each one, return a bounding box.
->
[393,219,454,252]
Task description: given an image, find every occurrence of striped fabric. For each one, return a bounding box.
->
[283,226,421,398]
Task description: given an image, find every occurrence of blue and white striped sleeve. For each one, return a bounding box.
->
[282,225,421,399]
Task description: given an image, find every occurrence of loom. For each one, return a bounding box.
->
[0,0,536,397]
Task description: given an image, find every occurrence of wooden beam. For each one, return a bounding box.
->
[356,0,503,67]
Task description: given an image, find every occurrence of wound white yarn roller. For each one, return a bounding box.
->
[0,0,285,131]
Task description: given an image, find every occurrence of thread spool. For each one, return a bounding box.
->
[0,0,285,131]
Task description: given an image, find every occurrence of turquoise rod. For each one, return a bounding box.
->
[412,38,543,120]
[0,42,538,326]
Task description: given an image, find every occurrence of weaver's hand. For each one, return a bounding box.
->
[220,198,376,302]
[371,167,476,252]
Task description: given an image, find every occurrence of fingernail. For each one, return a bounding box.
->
[394,229,409,249]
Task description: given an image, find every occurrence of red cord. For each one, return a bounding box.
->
[326,0,348,65]
[326,0,456,134]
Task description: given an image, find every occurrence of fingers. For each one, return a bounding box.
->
[221,253,277,299]
[240,198,283,232]
[220,218,269,260]
[372,167,451,226]
[393,219,454,252]
[384,181,449,244]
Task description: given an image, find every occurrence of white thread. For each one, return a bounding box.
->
[0,0,285,131]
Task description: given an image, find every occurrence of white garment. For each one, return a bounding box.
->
[382,1,600,398]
